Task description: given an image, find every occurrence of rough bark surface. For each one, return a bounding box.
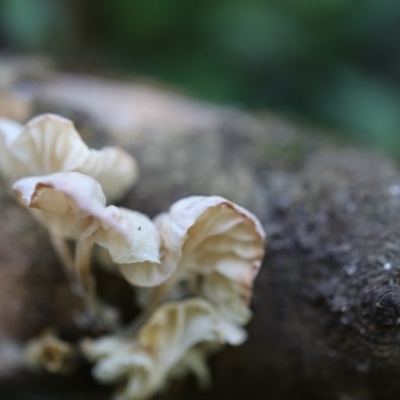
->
[1,57,400,399]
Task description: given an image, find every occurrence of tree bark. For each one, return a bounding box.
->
[1,57,400,400]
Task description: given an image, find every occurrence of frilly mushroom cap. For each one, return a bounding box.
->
[0,114,137,201]
[154,196,266,325]
[0,118,24,182]
[83,298,245,400]
[12,114,89,175]
[12,171,107,238]
[93,207,167,287]
[0,118,23,146]
[77,146,138,202]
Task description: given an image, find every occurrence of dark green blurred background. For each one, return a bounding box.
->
[1,0,400,156]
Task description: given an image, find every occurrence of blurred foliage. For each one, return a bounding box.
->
[1,0,400,156]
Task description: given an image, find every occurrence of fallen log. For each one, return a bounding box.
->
[1,57,400,400]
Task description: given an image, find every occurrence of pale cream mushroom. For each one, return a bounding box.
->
[148,196,266,326]
[25,330,76,375]
[0,113,137,201]
[13,171,108,280]
[0,118,25,182]
[168,342,222,389]
[12,172,163,320]
[82,298,245,400]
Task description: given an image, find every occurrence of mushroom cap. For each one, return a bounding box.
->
[154,196,266,325]
[12,172,107,239]
[0,118,25,182]
[77,147,138,203]
[25,330,76,374]
[93,207,167,287]
[0,118,23,146]
[0,114,137,201]
[2,115,89,183]
[83,298,245,400]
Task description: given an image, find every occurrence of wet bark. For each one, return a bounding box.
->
[1,57,400,399]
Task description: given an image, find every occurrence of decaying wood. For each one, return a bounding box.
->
[1,57,400,400]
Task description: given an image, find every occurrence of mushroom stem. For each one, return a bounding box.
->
[75,238,99,321]
[50,234,75,273]
[49,234,80,292]
[132,273,182,333]
[128,284,171,334]
[145,281,171,316]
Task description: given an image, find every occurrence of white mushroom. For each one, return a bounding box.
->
[0,118,25,181]
[148,196,265,326]
[13,171,107,240]
[168,343,221,389]
[0,113,137,201]
[13,171,107,284]
[12,172,163,320]
[82,298,245,400]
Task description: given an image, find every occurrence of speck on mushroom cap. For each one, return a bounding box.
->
[154,196,266,325]
[0,114,137,201]
[83,298,245,400]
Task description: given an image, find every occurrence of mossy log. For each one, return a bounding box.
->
[1,57,400,400]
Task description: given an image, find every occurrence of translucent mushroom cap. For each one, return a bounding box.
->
[155,196,266,325]
[0,118,26,181]
[93,207,169,287]
[12,171,107,238]
[0,114,138,201]
[83,298,245,400]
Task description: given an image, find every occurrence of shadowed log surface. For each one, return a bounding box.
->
[1,57,400,400]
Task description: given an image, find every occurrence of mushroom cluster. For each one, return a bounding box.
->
[0,113,266,400]
[13,171,163,321]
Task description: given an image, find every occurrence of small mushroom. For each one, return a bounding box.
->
[148,196,266,326]
[12,172,163,320]
[82,298,245,400]
[13,171,107,285]
[13,171,107,239]
[0,113,137,201]
[25,330,76,375]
